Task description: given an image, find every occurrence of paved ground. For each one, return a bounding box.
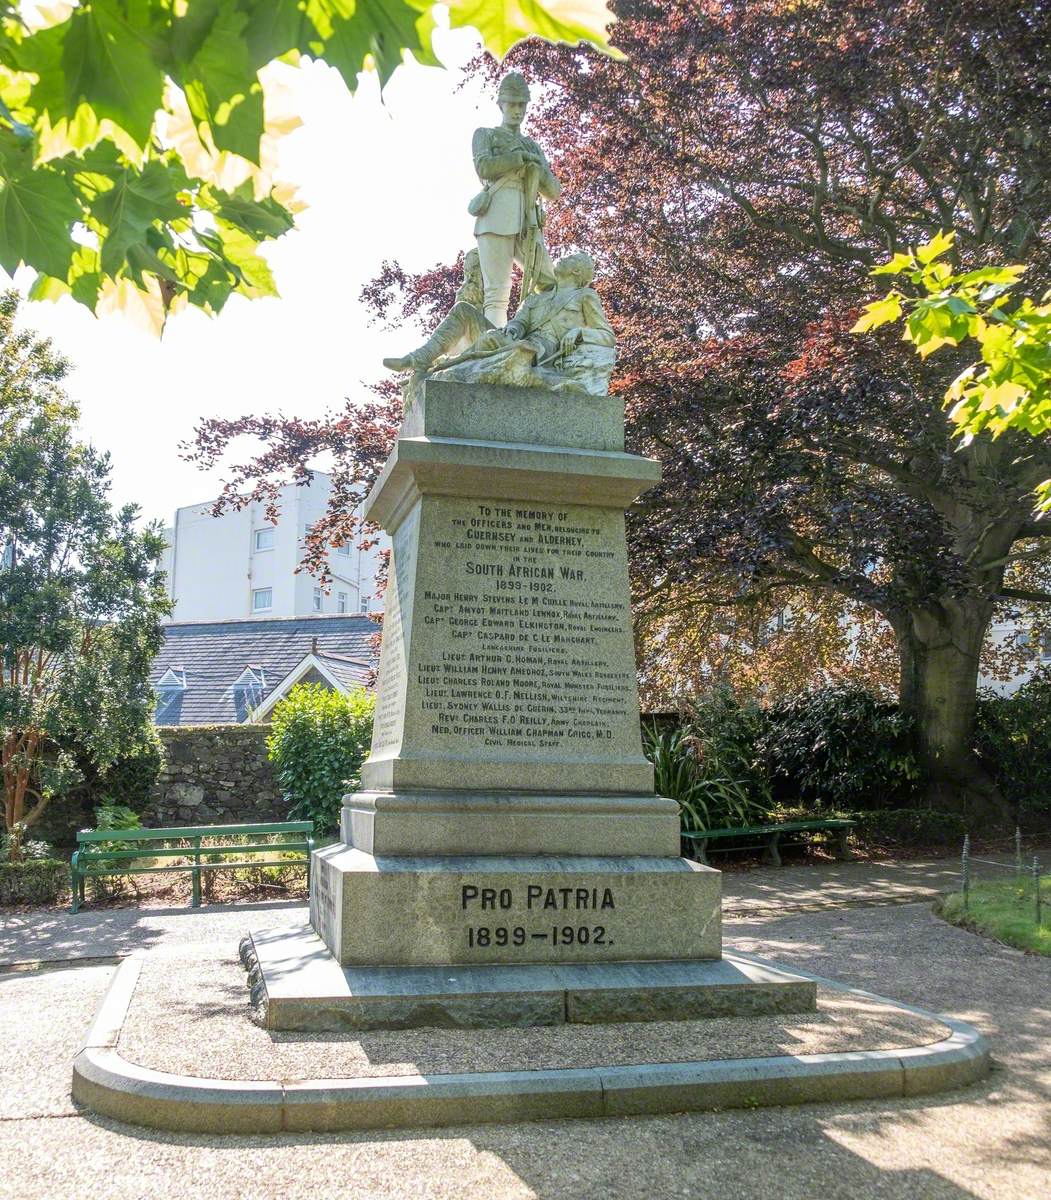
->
[120,955,945,1078]
[1,855,1049,1199]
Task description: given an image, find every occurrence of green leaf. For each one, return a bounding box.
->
[202,182,296,239]
[950,265,1026,288]
[306,0,432,90]
[181,3,266,161]
[88,160,186,275]
[915,229,955,265]
[0,164,80,279]
[201,219,278,297]
[871,251,917,276]
[242,0,308,67]
[449,0,621,59]
[851,295,903,333]
[27,273,71,302]
[60,0,166,150]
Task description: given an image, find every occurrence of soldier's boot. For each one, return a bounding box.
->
[382,351,427,373]
[382,307,476,373]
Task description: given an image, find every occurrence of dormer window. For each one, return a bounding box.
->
[155,667,186,723]
[234,666,265,689]
[231,666,266,721]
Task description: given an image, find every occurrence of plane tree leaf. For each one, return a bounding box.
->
[0,153,81,280]
[858,237,1051,507]
[447,0,619,59]
[0,0,621,330]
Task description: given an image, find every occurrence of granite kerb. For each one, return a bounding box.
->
[71,952,991,1134]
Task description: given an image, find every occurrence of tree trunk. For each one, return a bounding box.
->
[893,600,1010,825]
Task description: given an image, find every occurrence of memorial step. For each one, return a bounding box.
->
[243,927,818,1032]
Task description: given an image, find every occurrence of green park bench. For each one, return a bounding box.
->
[70,820,315,913]
[681,818,856,867]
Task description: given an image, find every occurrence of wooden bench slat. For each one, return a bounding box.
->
[76,859,308,879]
[71,820,315,912]
[76,841,311,862]
[681,817,856,868]
[76,820,313,843]
[683,819,856,839]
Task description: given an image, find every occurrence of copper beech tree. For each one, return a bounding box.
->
[188,0,1051,819]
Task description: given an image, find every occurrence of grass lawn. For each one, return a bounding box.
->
[938,875,1051,955]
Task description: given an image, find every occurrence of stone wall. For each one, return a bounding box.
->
[146,725,286,826]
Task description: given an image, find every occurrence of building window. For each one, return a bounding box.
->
[337,542,351,557]
[231,666,266,721]
[360,596,370,613]
[252,588,273,612]
[254,527,275,552]
[154,667,186,723]
[337,591,347,613]
[313,586,322,612]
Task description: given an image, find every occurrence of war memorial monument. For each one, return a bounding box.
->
[71,72,990,1134]
[245,71,813,1029]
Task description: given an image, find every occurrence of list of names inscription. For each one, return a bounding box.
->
[411,498,637,755]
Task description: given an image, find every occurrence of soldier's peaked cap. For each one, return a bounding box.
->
[498,72,530,102]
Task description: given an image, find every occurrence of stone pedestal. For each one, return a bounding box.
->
[310,381,714,969]
[267,381,800,1029]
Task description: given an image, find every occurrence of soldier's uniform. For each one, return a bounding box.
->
[472,123,559,327]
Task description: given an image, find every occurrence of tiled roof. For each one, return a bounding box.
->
[315,651,373,691]
[152,614,381,725]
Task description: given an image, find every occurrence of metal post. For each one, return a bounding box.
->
[1034,857,1043,928]
[962,834,971,911]
[1015,826,1023,879]
[192,836,201,908]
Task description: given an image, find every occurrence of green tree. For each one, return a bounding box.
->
[0,0,618,331]
[856,230,1051,505]
[0,291,169,860]
[267,682,375,834]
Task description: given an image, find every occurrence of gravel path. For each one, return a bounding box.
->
[1,861,1049,1199]
[118,953,946,1079]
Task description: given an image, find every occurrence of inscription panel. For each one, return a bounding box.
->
[370,502,419,755]
[406,497,641,762]
[459,879,620,955]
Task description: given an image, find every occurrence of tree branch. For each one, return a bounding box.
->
[999,588,1051,604]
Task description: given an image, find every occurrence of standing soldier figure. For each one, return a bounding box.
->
[470,71,560,328]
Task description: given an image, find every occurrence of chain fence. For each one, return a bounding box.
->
[961,827,1044,927]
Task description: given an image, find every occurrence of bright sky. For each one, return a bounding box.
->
[9,24,490,527]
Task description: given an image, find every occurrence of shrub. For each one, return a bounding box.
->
[92,732,164,809]
[688,688,772,809]
[853,808,967,848]
[0,831,54,861]
[267,684,375,836]
[761,685,922,810]
[975,672,1051,829]
[644,691,772,831]
[0,858,67,906]
[89,803,144,900]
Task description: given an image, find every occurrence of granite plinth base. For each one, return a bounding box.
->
[309,845,721,967]
[243,927,816,1032]
[342,790,681,857]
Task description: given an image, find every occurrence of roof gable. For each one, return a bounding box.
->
[151,614,380,725]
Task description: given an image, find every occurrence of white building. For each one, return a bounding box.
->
[160,473,387,623]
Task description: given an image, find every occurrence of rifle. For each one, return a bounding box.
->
[519,162,542,300]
